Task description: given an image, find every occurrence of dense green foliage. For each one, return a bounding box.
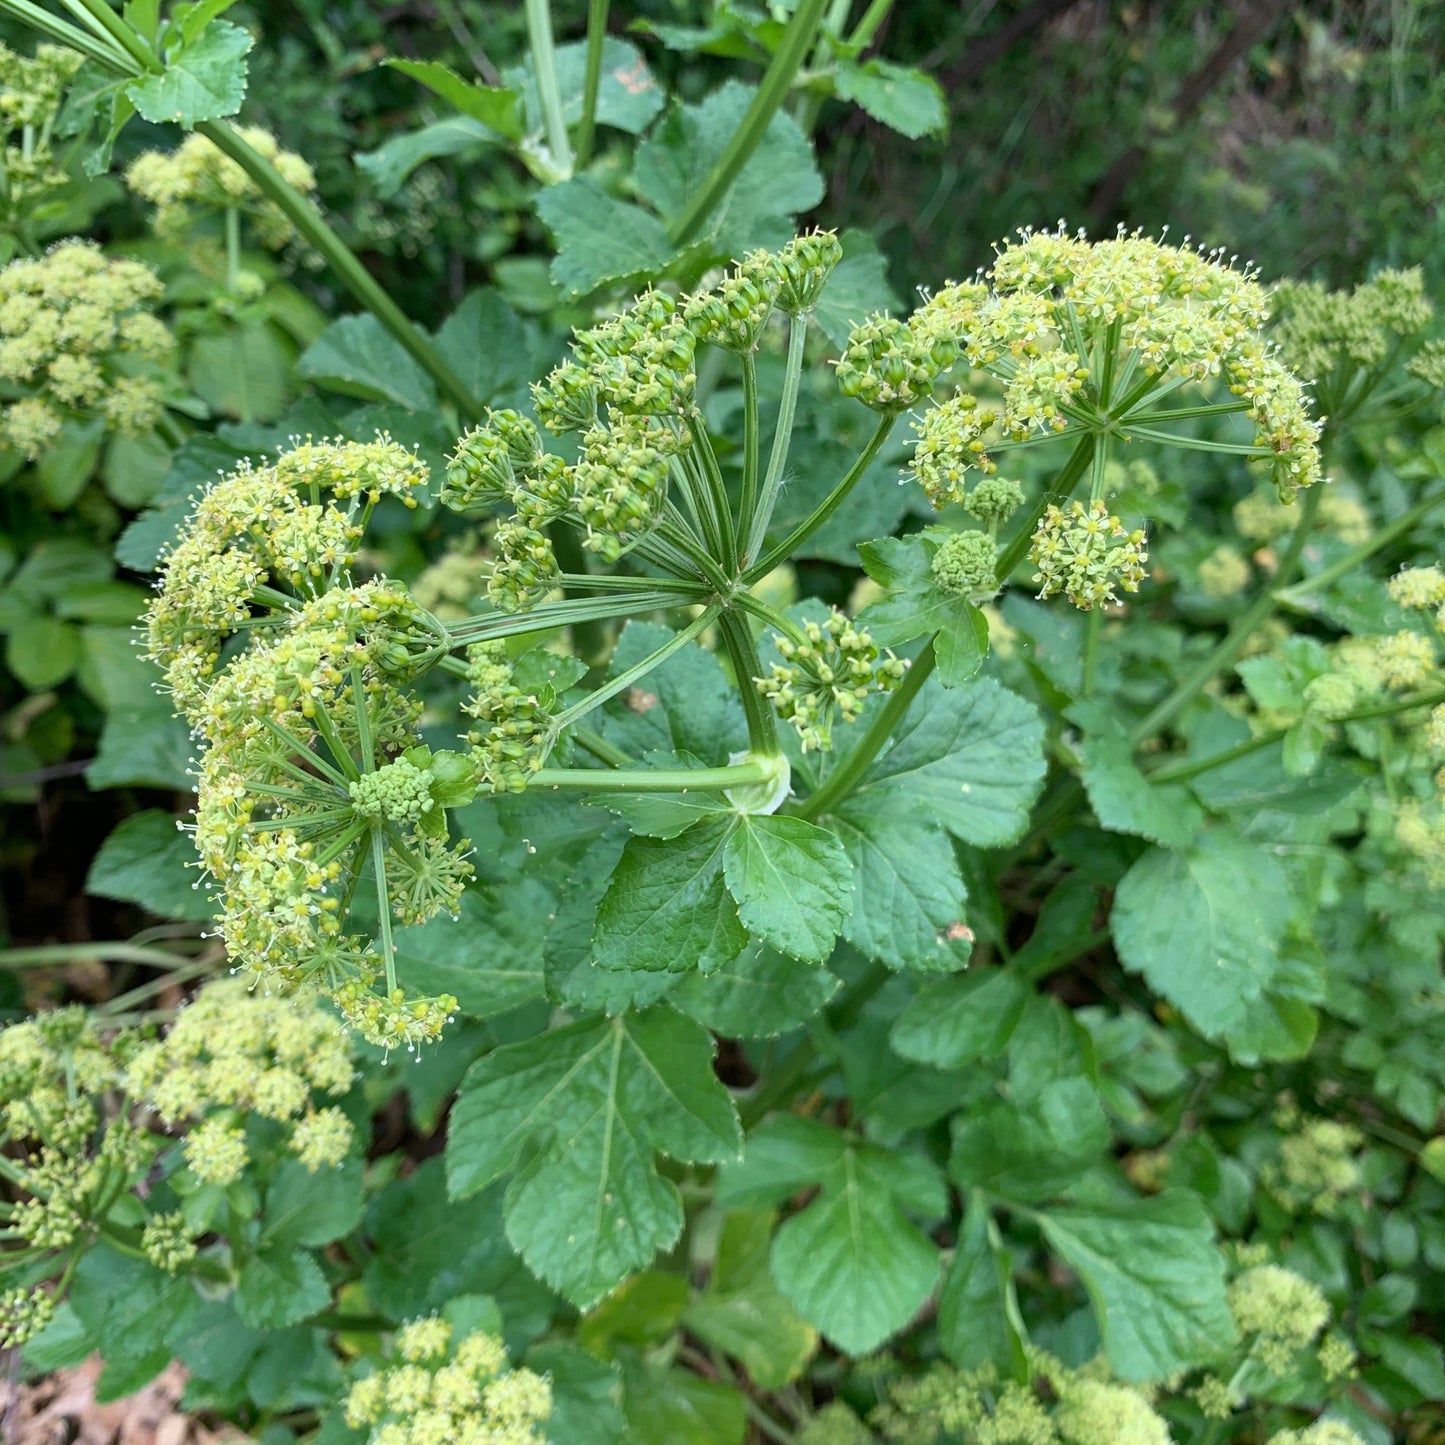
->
[1,5,1443,1444]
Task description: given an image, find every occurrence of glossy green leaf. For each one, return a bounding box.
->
[721,814,850,963]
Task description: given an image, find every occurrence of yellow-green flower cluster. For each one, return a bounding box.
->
[0,43,83,225]
[1267,1423,1366,1445]
[125,126,317,249]
[1030,499,1148,610]
[1227,1264,1331,1373]
[871,1352,1170,1445]
[1234,487,1371,546]
[1271,267,1433,383]
[344,1315,551,1445]
[461,642,554,793]
[908,227,1323,514]
[144,437,426,721]
[756,610,908,751]
[1262,1110,1364,1215]
[126,978,355,1183]
[0,240,174,459]
[1197,544,1251,598]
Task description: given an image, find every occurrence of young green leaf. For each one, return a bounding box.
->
[937,1195,1030,1374]
[535,178,677,299]
[446,1008,742,1308]
[86,810,214,922]
[386,58,523,138]
[833,59,947,140]
[127,19,253,127]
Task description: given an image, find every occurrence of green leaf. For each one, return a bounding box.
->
[127,18,253,127]
[297,315,437,411]
[718,1117,942,1355]
[511,37,664,137]
[434,289,533,407]
[188,320,292,423]
[619,1357,747,1445]
[88,704,196,792]
[1111,831,1290,1042]
[393,882,547,1018]
[363,1158,553,1350]
[536,178,677,299]
[845,676,1047,847]
[671,941,839,1038]
[386,58,523,137]
[578,1270,689,1355]
[949,1076,1110,1203]
[834,59,947,139]
[446,1008,741,1308]
[236,1246,330,1329]
[22,1303,94,1374]
[86,810,215,922]
[812,229,904,349]
[526,1343,625,1445]
[633,81,823,256]
[69,1244,198,1363]
[6,615,80,689]
[891,968,1028,1068]
[355,116,496,198]
[36,416,104,506]
[1035,1190,1237,1380]
[721,814,850,964]
[683,1209,818,1388]
[260,1158,364,1250]
[594,817,748,975]
[938,1196,1030,1373]
[1077,720,1204,849]
[830,808,974,972]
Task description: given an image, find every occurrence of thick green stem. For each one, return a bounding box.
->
[745,412,895,583]
[1130,485,1323,744]
[694,424,738,567]
[525,0,573,176]
[796,638,936,821]
[575,727,633,768]
[667,0,830,246]
[745,315,809,566]
[575,0,610,168]
[0,0,130,66]
[531,756,778,794]
[738,351,761,569]
[195,122,481,419]
[717,609,781,757]
[994,433,1097,582]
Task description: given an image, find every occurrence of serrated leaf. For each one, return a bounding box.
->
[830,808,974,972]
[127,18,253,126]
[594,817,747,975]
[386,58,523,137]
[236,1246,330,1328]
[721,814,850,963]
[891,968,1028,1068]
[355,116,496,197]
[535,177,676,299]
[393,882,547,1017]
[434,288,533,406]
[683,1209,818,1387]
[1036,1190,1237,1380]
[1078,723,1204,849]
[446,1008,741,1308]
[844,675,1047,847]
[671,940,839,1038]
[938,1196,1030,1373]
[260,1158,364,1250]
[88,704,196,792]
[1111,831,1290,1043]
[86,810,214,922]
[527,1343,626,1445]
[718,1117,942,1355]
[297,314,437,411]
[69,1245,198,1362]
[834,58,947,138]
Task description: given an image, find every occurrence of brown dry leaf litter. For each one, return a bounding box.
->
[1,1358,248,1445]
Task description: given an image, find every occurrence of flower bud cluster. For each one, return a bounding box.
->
[125,126,317,249]
[836,311,959,413]
[1030,500,1148,610]
[0,44,83,224]
[145,438,426,721]
[931,530,999,601]
[462,642,554,793]
[774,230,844,314]
[1271,267,1433,382]
[127,978,355,1183]
[0,240,174,459]
[344,1315,552,1445]
[756,610,908,751]
[685,250,780,352]
[907,227,1323,524]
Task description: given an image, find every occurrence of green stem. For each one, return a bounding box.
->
[525,0,573,177]
[575,727,633,768]
[370,831,397,995]
[848,0,896,48]
[667,0,830,245]
[1277,484,1445,603]
[693,424,738,566]
[446,591,689,646]
[744,412,895,583]
[0,943,202,970]
[549,607,720,732]
[717,609,781,757]
[574,0,609,168]
[62,0,152,68]
[224,205,241,294]
[738,351,761,569]
[1129,485,1323,744]
[0,0,132,67]
[796,637,936,821]
[97,959,213,1016]
[532,756,778,794]
[195,122,482,419]
[745,314,809,566]
[995,433,1097,582]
